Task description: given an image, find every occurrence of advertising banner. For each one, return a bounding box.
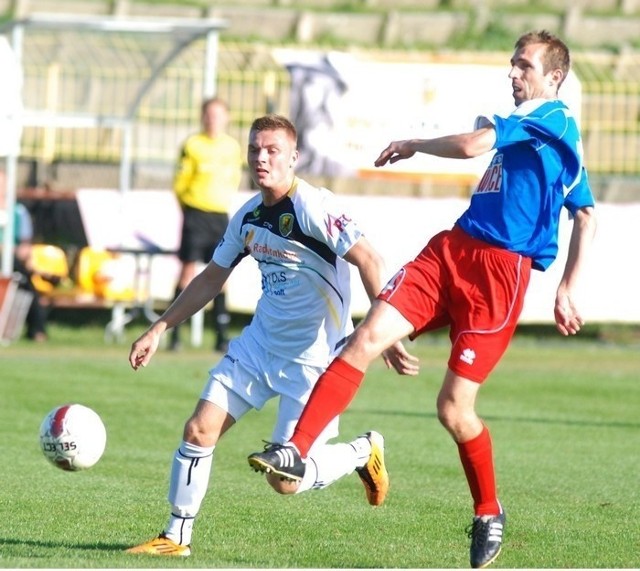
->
[274,48,582,183]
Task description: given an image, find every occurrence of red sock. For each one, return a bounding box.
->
[457,426,501,516]
[290,357,365,457]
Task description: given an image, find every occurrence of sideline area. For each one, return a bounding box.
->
[12,188,640,328]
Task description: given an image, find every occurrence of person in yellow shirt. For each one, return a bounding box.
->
[170,97,243,352]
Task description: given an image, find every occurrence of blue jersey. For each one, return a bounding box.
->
[456,99,595,271]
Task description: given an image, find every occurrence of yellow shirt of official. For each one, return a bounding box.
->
[173,132,243,213]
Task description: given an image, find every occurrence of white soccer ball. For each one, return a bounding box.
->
[39,404,107,471]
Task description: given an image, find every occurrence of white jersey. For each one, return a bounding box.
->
[213,177,363,366]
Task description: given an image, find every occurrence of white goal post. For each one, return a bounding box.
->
[1,13,228,276]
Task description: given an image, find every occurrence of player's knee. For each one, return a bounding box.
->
[183,417,214,447]
[350,323,372,345]
[266,472,299,495]
[436,395,464,430]
[345,324,383,361]
[436,398,479,441]
[437,404,456,433]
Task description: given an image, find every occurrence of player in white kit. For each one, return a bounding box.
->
[126,114,419,557]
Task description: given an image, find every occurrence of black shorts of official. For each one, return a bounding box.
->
[178,206,229,264]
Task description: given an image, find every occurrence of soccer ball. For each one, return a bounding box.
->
[39,404,107,471]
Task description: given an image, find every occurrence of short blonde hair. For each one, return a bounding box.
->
[250,114,297,143]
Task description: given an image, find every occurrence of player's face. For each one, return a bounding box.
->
[247,128,299,197]
[508,43,558,106]
[201,102,229,137]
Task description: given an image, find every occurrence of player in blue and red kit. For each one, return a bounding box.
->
[248,30,597,568]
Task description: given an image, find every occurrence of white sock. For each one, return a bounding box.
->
[296,436,371,493]
[350,434,372,469]
[164,441,215,546]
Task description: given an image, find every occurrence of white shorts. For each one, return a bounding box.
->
[200,333,339,451]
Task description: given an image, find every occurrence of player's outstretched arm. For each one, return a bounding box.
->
[554,206,596,336]
[374,140,417,166]
[374,128,496,168]
[128,261,233,370]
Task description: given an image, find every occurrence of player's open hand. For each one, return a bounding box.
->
[374,140,416,167]
[554,288,584,336]
[382,340,420,376]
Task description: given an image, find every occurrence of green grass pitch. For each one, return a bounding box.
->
[1,322,638,568]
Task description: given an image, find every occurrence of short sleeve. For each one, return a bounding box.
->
[564,168,595,215]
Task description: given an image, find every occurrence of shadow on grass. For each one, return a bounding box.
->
[349,407,640,429]
[0,536,130,552]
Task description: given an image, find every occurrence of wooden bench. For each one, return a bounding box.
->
[40,290,170,342]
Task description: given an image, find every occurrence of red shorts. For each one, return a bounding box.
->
[378,225,531,383]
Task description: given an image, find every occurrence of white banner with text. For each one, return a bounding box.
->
[77,189,633,324]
